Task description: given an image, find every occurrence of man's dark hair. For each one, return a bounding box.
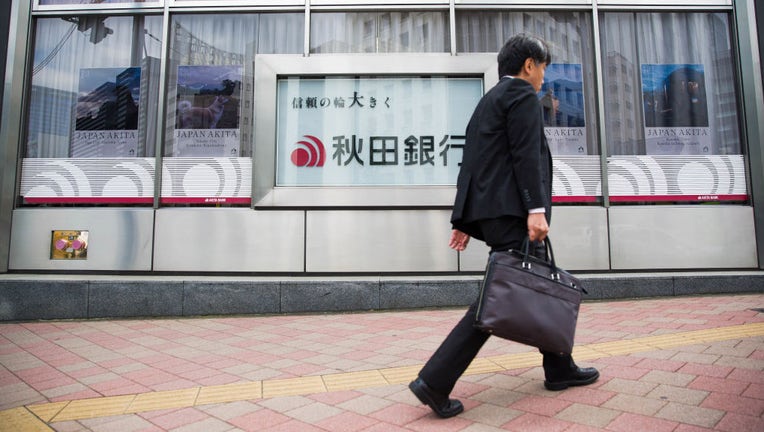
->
[497,33,552,77]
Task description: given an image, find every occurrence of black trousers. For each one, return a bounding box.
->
[418,216,571,395]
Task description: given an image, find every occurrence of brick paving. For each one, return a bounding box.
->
[0,293,763,431]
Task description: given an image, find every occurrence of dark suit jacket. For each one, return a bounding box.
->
[451,77,553,241]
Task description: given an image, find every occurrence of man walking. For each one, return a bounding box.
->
[409,33,599,419]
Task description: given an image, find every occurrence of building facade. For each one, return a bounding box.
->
[1,0,763,280]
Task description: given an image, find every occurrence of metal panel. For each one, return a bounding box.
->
[457,237,490,272]
[458,206,610,272]
[734,0,764,269]
[305,210,456,272]
[548,206,610,270]
[609,206,758,269]
[8,209,154,271]
[260,187,459,207]
[153,208,304,272]
[0,0,31,273]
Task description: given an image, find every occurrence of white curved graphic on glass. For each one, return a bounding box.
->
[102,176,139,196]
[607,155,747,201]
[552,160,587,196]
[20,158,155,203]
[114,161,153,195]
[34,172,76,196]
[183,164,221,196]
[636,156,668,195]
[607,158,653,195]
[160,157,252,204]
[677,162,715,194]
[218,157,239,197]
[55,160,93,195]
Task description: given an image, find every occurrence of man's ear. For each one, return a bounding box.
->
[523,58,535,73]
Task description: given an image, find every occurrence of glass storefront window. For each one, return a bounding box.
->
[456,10,600,203]
[16,7,751,208]
[21,14,163,205]
[600,12,747,203]
[310,11,449,53]
[163,13,303,205]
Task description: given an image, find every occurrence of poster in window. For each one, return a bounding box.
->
[641,64,711,155]
[71,67,141,157]
[173,65,242,157]
[539,63,587,155]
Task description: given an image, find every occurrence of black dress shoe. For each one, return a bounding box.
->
[544,366,600,391]
[409,377,464,418]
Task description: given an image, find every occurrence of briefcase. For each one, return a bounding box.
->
[474,237,586,354]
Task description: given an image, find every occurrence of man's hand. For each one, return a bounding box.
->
[527,213,549,242]
[449,229,470,251]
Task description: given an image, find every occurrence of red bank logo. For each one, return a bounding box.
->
[291,135,326,167]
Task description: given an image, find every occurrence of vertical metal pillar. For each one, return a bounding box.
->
[591,0,610,209]
[0,0,31,273]
[734,0,764,269]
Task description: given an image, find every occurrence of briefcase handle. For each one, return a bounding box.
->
[520,236,562,281]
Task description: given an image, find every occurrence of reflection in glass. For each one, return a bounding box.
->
[642,64,709,128]
[72,67,141,157]
[456,11,598,156]
[173,65,242,157]
[540,63,586,128]
[166,13,303,158]
[161,13,302,205]
[27,15,163,158]
[176,65,240,130]
[76,67,140,131]
[600,13,746,204]
[310,11,449,53]
[600,13,741,156]
[21,15,162,205]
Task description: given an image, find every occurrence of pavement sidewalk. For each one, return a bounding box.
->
[1,293,763,431]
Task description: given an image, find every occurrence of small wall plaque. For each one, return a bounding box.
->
[51,230,89,260]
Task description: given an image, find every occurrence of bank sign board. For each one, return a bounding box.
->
[276,77,483,186]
